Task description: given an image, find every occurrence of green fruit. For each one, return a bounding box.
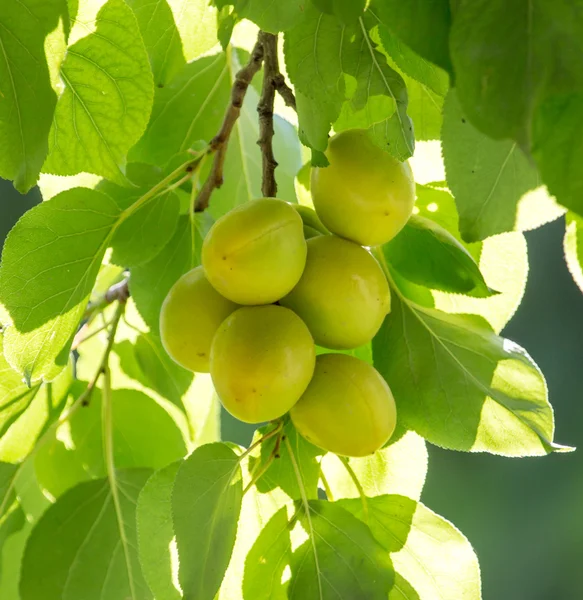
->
[311,129,415,246]
[291,354,397,457]
[160,267,238,373]
[210,305,316,423]
[202,198,307,304]
[281,235,390,349]
[159,266,238,373]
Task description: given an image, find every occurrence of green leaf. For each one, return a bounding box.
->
[0,188,120,383]
[43,0,154,184]
[284,6,414,160]
[0,335,40,439]
[532,93,583,217]
[413,184,529,334]
[100,171,181,267]
[375,23,448,97]
[0,463,19,511]
[442,90,563,242]
[373,265,564,456]
[290,500,394,599]
[217,8,238,50]
[312,0,366,24]
[127,0,185,86]
[370,0,452,75]
[243,506,292,600]
[137,461,182,600]
[321,430,428,502]
[0,0,65,192]
[340,495,482,600]
[128,0,218,87]
[218,461,292,600]
[172,443,243,600]
[385,214,494,297]
[449,0,583,148]
[373,23,448,142]
[0,362,72,463]
[217,0,305,33]
[20,470,153,600]
[564,212,583,293]
[249,421,322,500]
[131,53,229,166]
[0,518,32,598]
[131,213,213,332]
[404,77,444,142]
[0,501,25,581]
[131,333,220,445]
[67,386,187,476]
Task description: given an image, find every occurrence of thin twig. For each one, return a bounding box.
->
[195,41,265,212]
[273,73,297,111]
[79,300,126,407]
[340,456,369,523]
[238,419,284,462]
[257,31,279,197]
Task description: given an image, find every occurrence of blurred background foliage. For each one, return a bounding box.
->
[1,178,581,599]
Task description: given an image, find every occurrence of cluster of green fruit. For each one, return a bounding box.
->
[160,130,415,457]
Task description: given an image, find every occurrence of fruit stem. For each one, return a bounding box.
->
[238,419,284,462]
[339,456,369,523]
[242,450,276,496]
[319,468,334,502]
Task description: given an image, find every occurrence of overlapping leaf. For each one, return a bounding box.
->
[44,0,154,184]
[131,213,213,332]
[172,443,243,600]
[284,5,414,159]
[0,0,65,192]
[373,268,565,456]
[0,188,120,383]
[385,214,493,297]
[137,461,182,600]
[370,0,452,75]
[289,500,394,599]
[214,0,304,33]
[442,91,562,242]
[321,430,428,502]
[129,0,218,87]
[411,184,529,334]
[20,470,153,600]
[341,495,482,600]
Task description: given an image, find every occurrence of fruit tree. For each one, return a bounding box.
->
[0,1,580,599]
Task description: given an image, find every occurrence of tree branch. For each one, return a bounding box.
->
[257,31,279,197]
[195,41,265,212]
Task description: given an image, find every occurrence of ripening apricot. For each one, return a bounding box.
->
[281,235,390,349]
[291,354,397,457]
[202,198,307,305]
[311,129,415,246]
[159,266,238,372]
[210,305,315,423]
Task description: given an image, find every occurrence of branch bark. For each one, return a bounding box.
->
[83,278,129,321]
[273,73,296,111]
[257,32,279,197]
[195,41,265,212]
